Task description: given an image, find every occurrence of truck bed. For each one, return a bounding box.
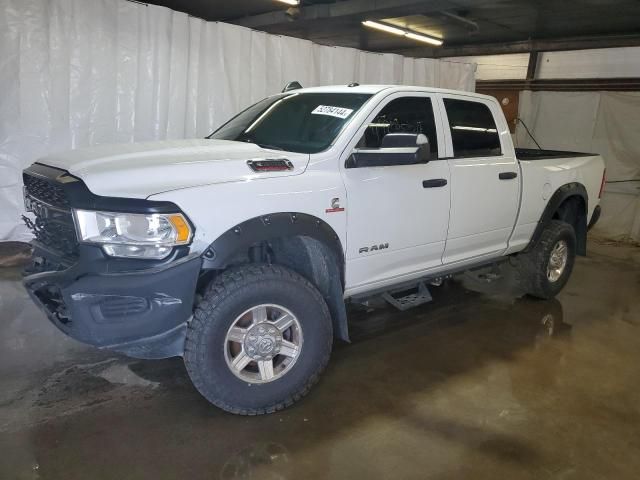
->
[515,148,596,161]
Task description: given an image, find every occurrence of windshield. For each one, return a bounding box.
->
[209,92,372,154]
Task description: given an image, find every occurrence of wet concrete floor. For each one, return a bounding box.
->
[1,240,639,479]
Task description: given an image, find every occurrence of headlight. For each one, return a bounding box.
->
[73,210,192,259]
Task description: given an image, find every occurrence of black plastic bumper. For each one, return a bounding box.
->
[24,248,201,359]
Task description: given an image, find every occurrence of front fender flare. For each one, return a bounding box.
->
[201,212,348,341]
[201,212,344,274]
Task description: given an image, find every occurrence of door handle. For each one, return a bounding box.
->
[499,172,518,180]
[422,179,448,188]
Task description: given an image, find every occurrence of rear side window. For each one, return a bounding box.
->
[444,98,502,157]
[358,96,439,155]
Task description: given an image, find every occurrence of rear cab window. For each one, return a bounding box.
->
[443,98,502,158]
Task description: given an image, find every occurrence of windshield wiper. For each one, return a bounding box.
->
[252,141,284,151]
[238,136,285,151]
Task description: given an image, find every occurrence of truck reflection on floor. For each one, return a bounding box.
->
[220,442,291,480]
[346,270,569,343]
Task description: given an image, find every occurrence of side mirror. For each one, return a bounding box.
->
[346,133,430,168]
[381,132,427,148]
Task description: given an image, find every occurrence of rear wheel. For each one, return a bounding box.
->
[184,264,333,415]
[518,220,576,299]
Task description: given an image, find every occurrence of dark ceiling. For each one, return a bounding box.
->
[140,0,284,21]
[143,0,640,57]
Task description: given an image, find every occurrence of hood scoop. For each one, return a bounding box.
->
[246,159,294,172]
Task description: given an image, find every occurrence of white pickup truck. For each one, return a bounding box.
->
[22,84,605,414]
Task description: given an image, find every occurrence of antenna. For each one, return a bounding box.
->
[282,81,303,92]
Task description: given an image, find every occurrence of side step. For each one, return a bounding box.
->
[381,281,433,311]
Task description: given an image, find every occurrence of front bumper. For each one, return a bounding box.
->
[24,244,201,359]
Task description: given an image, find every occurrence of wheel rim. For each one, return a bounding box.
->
[547,240,568,282]
[224,304,303,384]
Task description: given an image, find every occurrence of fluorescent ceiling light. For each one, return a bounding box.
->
[405,32,443,46]
[362,20,406,36]
[362,20,443,47]
[276,0,300,5]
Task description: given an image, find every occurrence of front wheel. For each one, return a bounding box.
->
[518,220,577,299]
[184,264,333,415]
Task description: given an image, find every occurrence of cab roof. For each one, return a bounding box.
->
[289,84,492,101]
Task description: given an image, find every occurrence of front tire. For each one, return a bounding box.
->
[518,220,577,299]
[184,264,333,415]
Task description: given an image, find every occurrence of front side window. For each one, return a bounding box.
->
[209,92,372,154]
[357,96,439,155]
[443,98,502,157]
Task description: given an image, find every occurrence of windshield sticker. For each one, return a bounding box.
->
[311,105,354,119]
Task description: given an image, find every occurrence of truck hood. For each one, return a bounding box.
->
[38,139,310,198]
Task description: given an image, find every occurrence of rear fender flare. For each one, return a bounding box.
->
[524,183,588,256]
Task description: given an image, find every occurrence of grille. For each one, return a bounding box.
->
[23,174,70,208]
[23,172,79,259]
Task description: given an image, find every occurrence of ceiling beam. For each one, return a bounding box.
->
[477,78,640,92]
[231,0,462,29]
[395,34,640,58]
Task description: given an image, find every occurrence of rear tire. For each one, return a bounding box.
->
[184,264,333,415]
[518,220,576,299]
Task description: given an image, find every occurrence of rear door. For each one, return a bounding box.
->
[440,95,520,264]
[341,93,451,293]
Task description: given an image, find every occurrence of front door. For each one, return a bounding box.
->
[341,93,451,294]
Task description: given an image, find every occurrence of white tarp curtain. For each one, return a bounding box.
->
[516,91,640,241]
[0,0,475,241]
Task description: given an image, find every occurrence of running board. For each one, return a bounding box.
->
[381,281,433,311]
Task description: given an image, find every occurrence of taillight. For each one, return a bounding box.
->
[598,169,606,199]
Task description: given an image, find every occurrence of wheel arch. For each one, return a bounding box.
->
[525,182,588,256]
[201,213,349,342]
